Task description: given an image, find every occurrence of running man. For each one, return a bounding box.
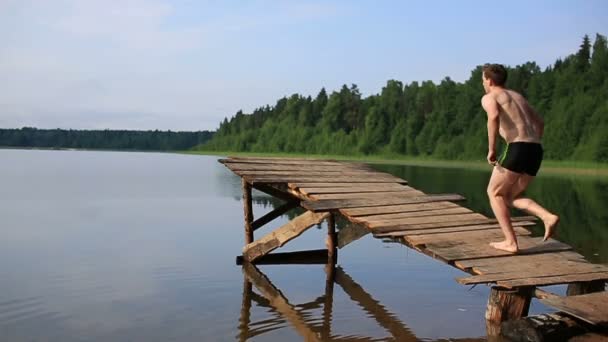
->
[481,63,559,253]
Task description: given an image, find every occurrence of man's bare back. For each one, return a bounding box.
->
[483,89,543,144]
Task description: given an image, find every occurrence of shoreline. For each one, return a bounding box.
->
[186,150,608,178]
[3,147,606,178]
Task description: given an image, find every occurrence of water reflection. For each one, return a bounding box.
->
[237,262,485,342]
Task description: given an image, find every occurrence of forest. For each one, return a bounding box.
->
[0,127,214,151]
[201,34,608,162]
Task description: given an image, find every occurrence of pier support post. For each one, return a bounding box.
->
[242,179,254,245]
[326,212,337,264]
[566,280,605,296]
[485,286,532,334]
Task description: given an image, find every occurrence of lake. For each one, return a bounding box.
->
[0,149,606,341]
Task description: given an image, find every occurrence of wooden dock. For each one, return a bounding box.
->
[220,156,608,335]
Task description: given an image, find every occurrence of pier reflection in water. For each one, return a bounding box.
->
[236,259,486,342]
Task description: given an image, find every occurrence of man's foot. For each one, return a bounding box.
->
[542,214,560,242]
[489,240,519,253]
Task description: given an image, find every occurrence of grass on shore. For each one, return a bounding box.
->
[186,150,608,178]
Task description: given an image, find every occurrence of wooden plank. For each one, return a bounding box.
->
[457,263,608,285]
[355,207,473,223]
[366,213,487,229]
[373,221,537,238]
[246,175,407,184]
[302,194,465,212]
[372,216,537,233]
[298,184,410,195]
[242,211,330,262]
[236,170,386,177]
[455,251,586,270]
[423,236,572,262]
[291,182,405,189]
[467,255,591,275]
[223,162,366,172]
[223,157,343,165]
[404,227,532,247]
[341,201,462,217]
[236,249,328,265]
[500,273,608,288]
[251,200,299,230]
[540,292,608,326]
[309,189,425,201]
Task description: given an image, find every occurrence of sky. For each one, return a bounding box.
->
[1,0,607,131]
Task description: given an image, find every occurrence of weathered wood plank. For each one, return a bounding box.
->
[291,182,405,189]
[223,162,366,172]
[236,170,391,177]
[223,157,343,165]
[457,263,608,285]
[302,194,465,212]
[372,216,537,233]
[355,207,473,223]
[499,273,608,288]
[373,221,537,238]
[298,184,410,195]
[310,189,425,200]
[242,211,330,262]
[455,251,586,271]
[251,200,299,230]
[341,201,462,216]
[424,236,572,262]
[540,292,608,325]
[366,213,487,229]
[404,227,532,247]
[247,175,407,184]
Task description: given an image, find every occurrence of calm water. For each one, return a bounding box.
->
[0,150,606,341]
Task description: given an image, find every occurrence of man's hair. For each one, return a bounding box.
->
[482,63,508,86]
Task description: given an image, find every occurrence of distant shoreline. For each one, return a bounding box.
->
[4,147,606,178]
[187,150,608,178]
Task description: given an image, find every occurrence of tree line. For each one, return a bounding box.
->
[201,34,608,162]
[0,127,214,151]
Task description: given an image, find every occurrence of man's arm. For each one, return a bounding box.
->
[482,95,500,164]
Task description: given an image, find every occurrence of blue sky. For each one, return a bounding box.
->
[1,0,607,131]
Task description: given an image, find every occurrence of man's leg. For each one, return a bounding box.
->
[507,175,560,241]
[487,165,521,252]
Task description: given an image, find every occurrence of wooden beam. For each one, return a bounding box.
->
[236,249,329,265]
[242,179,254,244]
[327,213,337,263]
[251,200,299,231]
[252,183,299,202]
[485,286,533,325]
[242,211,330,262]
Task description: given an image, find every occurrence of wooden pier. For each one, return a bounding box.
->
[220,156,608,336]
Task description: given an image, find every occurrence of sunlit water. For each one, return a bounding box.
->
[0,150,606,341]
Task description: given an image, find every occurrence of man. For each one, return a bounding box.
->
[481,63,559,253]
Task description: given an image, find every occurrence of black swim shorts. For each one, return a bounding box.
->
[498,142,543,176]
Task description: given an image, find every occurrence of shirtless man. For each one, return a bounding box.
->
[481,63,559,253]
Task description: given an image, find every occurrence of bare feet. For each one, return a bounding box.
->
[490,240,519,253]
[542,214,560,242]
